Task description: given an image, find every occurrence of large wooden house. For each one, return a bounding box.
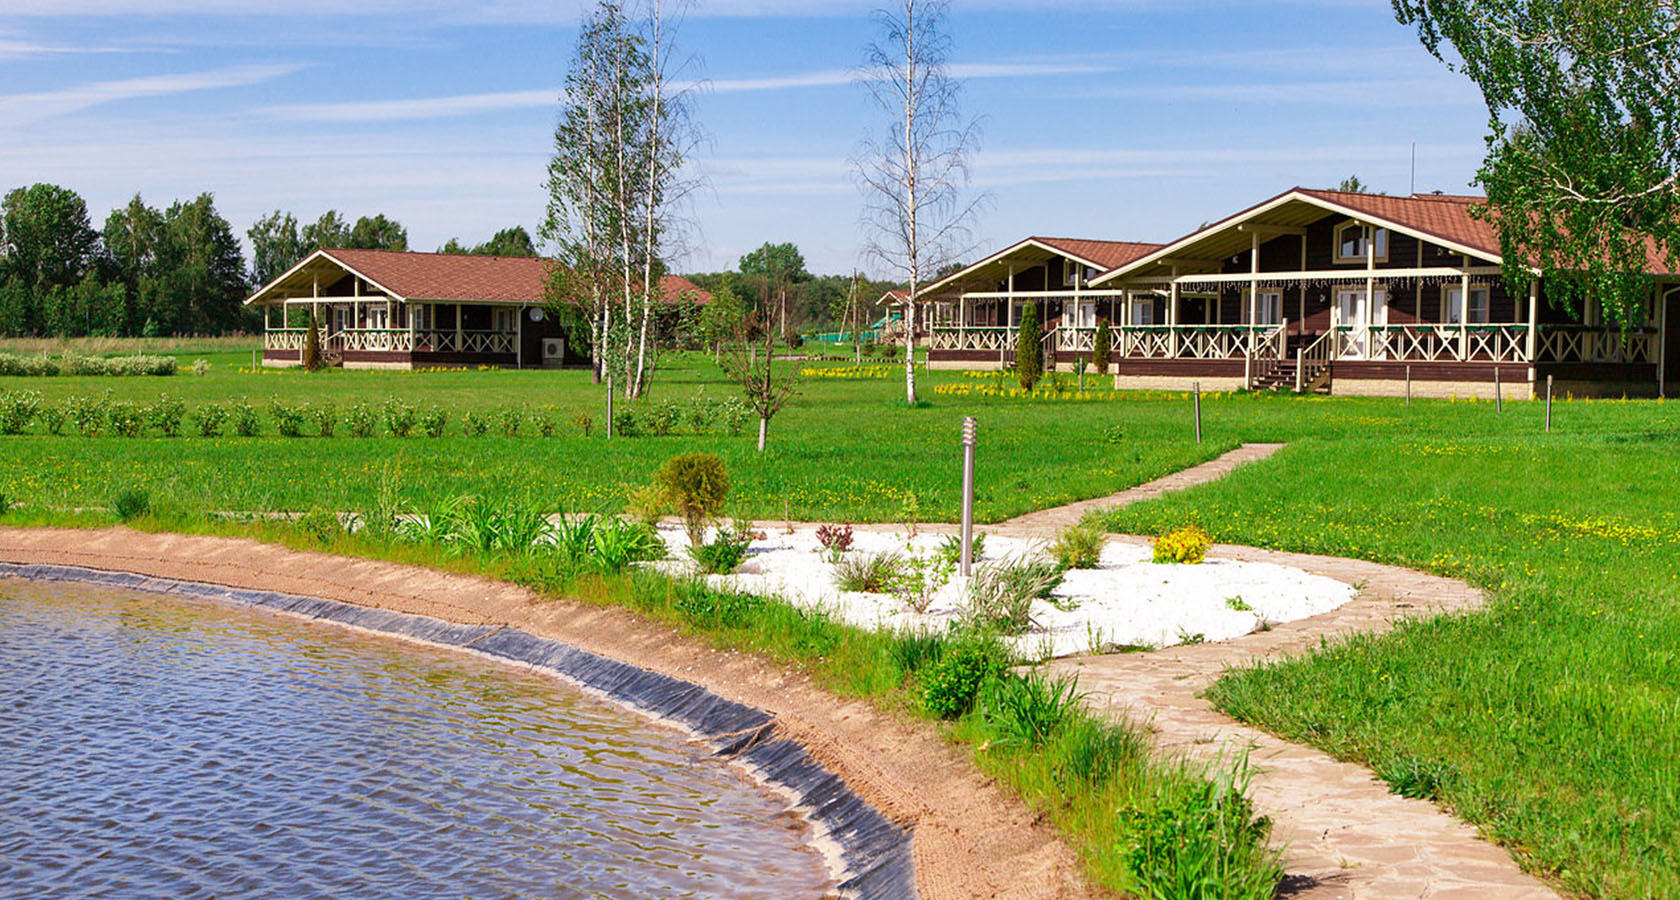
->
[248,249,711,370]
[922,188,1680,398]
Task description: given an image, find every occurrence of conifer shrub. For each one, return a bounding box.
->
[1092,317,1112,375]
[1015,302,1042,391]
[656,452,730,546]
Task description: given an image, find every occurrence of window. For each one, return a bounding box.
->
[1443,285,1490,324]
[1334,222,1389,263]
[333,307,349,333]
[492,307,517,332]
[1129,298,1155,325]
[1256,291,1282,325]
[1062,263,1097,287]
[367,306,389,329]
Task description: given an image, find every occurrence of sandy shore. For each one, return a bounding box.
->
[0,525,1100,900]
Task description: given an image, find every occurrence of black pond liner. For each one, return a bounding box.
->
[1,562,916,900]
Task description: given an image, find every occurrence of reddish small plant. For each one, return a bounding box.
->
[815,523,855,562]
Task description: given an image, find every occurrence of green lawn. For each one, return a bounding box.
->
[1101,436,1680,900]
[5,345,1680,898]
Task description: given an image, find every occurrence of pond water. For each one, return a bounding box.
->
[0,580,835,899]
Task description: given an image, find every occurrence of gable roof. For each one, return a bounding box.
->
[1090,186,1679,286]
[246,248,712,306]
[922,236,1166,296]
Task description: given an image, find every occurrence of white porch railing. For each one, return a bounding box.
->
[263,329,306,351]
[929,326,1016,352]
[1354,324,1532,363]
[1537,325,1659,364]
[333,328,416,353]
[416,329,517,355]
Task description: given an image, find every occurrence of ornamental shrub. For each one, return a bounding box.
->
[191,403,227,437]
[147,396,185,438]
[496,407,522,437]
[1015,302,1042,391]
[570,412,594,436]
[383,400,418,437]
[461,411,489,437]
[0,390,41,434]
[344,403,376,438]
[37,404,66,435]
[191,358,211,377]
[270,399,306,437]
[688,524,754,575]
[1092,317,1112,375]
[920,630,1012,719]
[302,310,323,372]
[67,396,106,436]
[834,550,902,592]
[230,398,261,437]
[419,407,449,437]
[1050,522,1105,570]
[1152,524,1212,565]
[296,508,343,544]
[106,401,145,437]
[309,402,337,437]
[656,452,730,547]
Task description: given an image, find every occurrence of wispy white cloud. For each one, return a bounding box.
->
[262,60,1113,122]
[1083,78,1478,107]
[0,64,305,126]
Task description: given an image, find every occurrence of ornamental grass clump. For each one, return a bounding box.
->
[1152,524,1212,565]
[977,671,1086,749]
[1118,761,1282,900]
[834,551,902,592]
[967,556,1062,635]
[110,486,150,522]
[655,452,730,548]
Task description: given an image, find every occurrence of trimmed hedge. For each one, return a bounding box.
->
[0,352,176,377]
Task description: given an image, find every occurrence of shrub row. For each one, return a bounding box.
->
[0,352,177,377]
[0,390,750,439]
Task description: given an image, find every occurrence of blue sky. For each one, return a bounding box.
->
[0,1,1491,277]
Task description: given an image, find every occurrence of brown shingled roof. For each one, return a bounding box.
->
[316,249,711,305]
[1032,237,1165,271]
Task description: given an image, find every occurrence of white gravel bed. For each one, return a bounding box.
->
[653,525,1357,658]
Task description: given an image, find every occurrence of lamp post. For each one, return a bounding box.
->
[960,416,977,577]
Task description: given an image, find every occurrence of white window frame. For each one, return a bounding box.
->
[1334,221,1390,264]
[1062,262,1096,287]
[492,307,517,332]
[1442,284,1491,324]
[1255,290,1282,325]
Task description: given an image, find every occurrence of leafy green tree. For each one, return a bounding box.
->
[347,214,408,251]
[104,194,165,291]
[0,276,31,336]
[157,194,250,334]
[474,226,537,257]
[1394,0,1680,327]
[248,210,307,284]
[696,276,747,354]
[1015,301,1041,391]
[738,241,810,339]
[301,210,350,250]
[1337,175,1370,194]
[438,237,470,254]
[1,183,99,290]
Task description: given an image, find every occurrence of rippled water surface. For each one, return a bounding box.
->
[0,581,834,899]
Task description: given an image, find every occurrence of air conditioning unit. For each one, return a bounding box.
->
[542,338,565,366]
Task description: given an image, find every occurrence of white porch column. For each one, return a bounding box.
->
[1169,266,1181,357]
[1527,278,1540,372]
[1656,284,1667,395]
[1460,255,1471,360]
[1366,228,1377,339]
[456,302,464,351]
[517,307,525,369]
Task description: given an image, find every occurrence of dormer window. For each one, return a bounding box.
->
[1335,221,1388,263]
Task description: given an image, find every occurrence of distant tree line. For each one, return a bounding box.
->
[684,241,904,338]
[0,181,542,338]
[0,184,249,337]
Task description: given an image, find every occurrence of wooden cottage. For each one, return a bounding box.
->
[248,249,711,369]
[922,188,1680,398]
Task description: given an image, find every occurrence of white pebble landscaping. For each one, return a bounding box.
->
[656,525,1358,658]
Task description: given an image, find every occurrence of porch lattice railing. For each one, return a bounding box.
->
[928,326,1016,352]
[1355,324,1532,363]
[417,329,517,355]
[1536,325,1658,364]
[335,329,416,353]
[263,329,306,351]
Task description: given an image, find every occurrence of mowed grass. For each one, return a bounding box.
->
[6,346,1674,522]
[1102,435,1680,899]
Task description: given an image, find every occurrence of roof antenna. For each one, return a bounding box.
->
[1410,142,1417,195]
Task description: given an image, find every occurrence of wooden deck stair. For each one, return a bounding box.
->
[1251,359,1331,394]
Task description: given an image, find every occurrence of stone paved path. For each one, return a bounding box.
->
[994,443,1287,534]
[1003,446,1561,899]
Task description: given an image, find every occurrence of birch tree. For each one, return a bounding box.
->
[854,0,988,406]
[1395,0,1680,327]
